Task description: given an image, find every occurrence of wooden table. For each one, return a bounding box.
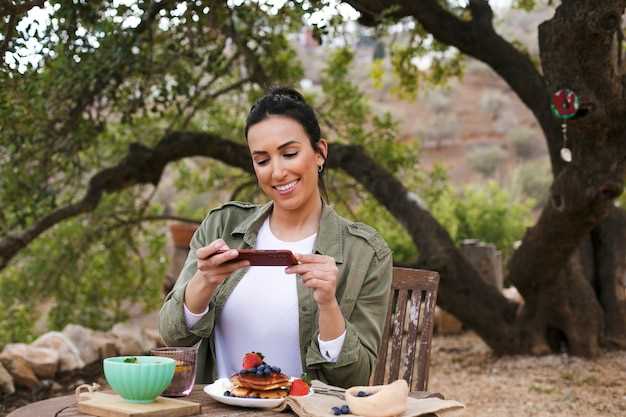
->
[7,385,439,417]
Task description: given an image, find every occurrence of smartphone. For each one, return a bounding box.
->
[214,249,298,266]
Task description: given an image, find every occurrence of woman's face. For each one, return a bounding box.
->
[247,115,326,212]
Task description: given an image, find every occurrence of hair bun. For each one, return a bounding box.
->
[268,86,305,103]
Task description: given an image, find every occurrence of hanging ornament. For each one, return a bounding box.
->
[551,89,580,163]
[551,89,580,119]
[560,123,572,162]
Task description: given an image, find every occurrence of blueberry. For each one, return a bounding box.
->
[271,366,281,373]
[223,390,231,396]
[262,368,271,376]
[357,390,369,397]
[340,405,350,414]
[331,406,342,415]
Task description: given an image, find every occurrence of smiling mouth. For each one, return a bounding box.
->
[273,179,299,193]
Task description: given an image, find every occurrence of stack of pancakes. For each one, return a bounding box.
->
[230,372,290,399]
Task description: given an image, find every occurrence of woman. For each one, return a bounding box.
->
[159,87,392,388]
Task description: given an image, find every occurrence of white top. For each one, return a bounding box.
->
[184,217,346,378]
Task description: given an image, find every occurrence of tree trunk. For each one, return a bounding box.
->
[517,242,604,357]
[513,0,626,356]
[592,207,626,348]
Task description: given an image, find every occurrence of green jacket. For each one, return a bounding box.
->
[159,200,392,388]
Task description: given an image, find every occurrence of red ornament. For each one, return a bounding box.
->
[551,89,580,119]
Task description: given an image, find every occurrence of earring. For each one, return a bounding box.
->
[318,164,323,174]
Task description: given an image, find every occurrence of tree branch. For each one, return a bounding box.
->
[105,215,202,234]
[468,0,494,25]
[0,132,250,270]
[229,179,257,201]
[49,0,175,142]
[225,7,270,87]
[177,75,252,131]
[0,130,520,351]
[345,0,563,170]
[0,12,17,63]
[0,0,45,17]
[329,144,521,351]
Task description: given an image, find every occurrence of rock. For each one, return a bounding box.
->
[144,328,165,348]
[1,343,59,379]
[63,324,99,365]
[32,331,85,372]
[0,361,15,394]
[435,307,463,335]
[70,378,86,390]
[0,355,39,388]
[37,379,54,394]
[111,323,155,355]
[92,331,118,359]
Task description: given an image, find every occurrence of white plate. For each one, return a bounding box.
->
[203,377,312,409]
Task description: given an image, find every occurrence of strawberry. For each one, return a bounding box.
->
[289,378,310,396]
[242,352,264,369]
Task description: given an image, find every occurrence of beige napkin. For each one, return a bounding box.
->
[274,380,465,417]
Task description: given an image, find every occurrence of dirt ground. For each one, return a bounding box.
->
[2,331,625,417]
[428,332,626,417]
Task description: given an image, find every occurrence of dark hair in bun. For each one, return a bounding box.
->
[245,86,328,201]
[245,87,321,146]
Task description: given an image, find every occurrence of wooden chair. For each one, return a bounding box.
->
[372,267,440,392]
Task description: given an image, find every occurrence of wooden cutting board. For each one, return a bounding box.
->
[77,392,201,417]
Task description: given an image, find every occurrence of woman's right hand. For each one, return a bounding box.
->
[194,238,250,287]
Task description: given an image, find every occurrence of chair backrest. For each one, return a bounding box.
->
[372,267,440,392]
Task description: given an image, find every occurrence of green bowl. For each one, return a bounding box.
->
[103,356,176,403]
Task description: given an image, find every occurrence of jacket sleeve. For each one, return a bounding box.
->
[305,251,393,388]
[159,213,223,347]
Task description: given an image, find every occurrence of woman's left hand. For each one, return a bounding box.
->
[285,254,339,307]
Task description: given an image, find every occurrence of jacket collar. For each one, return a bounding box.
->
[231,200,344,264]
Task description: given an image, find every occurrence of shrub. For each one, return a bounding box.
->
[421,168,534,259]
[453,182,534,259]
[0,303,36,350]
[508,126,544,160]
[510,158,552,207]
[424,114,460,147]
[425,90,451,113]
[0,191,166,348]
[467,144,507,178]
[480,90,509,120]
